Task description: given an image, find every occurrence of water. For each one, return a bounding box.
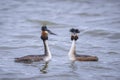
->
[0,0,120,80]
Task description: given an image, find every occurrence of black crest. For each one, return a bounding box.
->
[41,25,57,35]
[41,26,47,31]
[70,28,80,33]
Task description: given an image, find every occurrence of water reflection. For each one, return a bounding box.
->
[40,62,49,74]
[69,61,78,71]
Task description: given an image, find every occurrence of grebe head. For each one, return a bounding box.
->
[70,28,80,41]
[41,26,47,31]
[41,26,56,41]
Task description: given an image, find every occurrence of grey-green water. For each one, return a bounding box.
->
[0,0,120,80]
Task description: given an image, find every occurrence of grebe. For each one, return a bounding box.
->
[15,26,56,63]
[68,28,98,62]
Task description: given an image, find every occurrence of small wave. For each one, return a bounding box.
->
[0,45,41,50]
[91,66,113,70]
[27,19,74,28]
[13,35,37,39]
[108,51,119,54]
[76,13,101,17]
[27,19,58,26]
[0,46,19,50]
[107,33,120,40]
[83,29,110,37]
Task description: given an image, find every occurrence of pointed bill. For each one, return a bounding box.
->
[47,29,57,35]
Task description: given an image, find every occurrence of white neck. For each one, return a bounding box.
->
[68,40,76,61]
[43,40,52,62]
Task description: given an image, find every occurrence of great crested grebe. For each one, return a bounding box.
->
[15,26,56,63]
[68,28,98,62]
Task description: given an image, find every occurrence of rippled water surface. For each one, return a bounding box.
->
[0,0,120,80]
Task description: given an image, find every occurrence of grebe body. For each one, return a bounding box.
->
[68,28,98,62]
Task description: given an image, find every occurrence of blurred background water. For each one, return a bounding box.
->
[0,0,120,80]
